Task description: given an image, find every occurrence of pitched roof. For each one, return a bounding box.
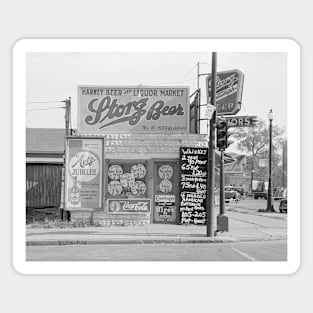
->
[26,128,65,153]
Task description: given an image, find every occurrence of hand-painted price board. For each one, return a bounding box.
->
[179,147,208,225]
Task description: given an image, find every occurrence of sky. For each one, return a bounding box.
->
[26,52,287,136]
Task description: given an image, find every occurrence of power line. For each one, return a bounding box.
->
[175,64,197,85]
[26,100,63,104]
[148,63,198,86]
[26,107,65,112]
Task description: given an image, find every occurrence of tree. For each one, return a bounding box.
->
[231,119,285,190]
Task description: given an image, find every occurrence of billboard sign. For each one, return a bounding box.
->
[78,86,189,134]
[207,69,244,115]
[65,137,103,209]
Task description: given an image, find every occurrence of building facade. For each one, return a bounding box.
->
[64,86,209,226]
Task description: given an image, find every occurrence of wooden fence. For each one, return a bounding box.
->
[26,164,62,208]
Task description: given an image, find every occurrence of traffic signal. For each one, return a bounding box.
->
[216,119,228,151]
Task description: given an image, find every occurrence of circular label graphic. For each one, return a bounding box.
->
[109,200,121,213]
[158,165,174,180]
[69,151,99,182]
[131,164,146,179]
[108,165,123,180]
[159,180,173,193]
[108,180,122,196]
[120,173,135,188]
[131,181,147,196]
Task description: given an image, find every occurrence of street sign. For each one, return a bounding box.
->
[206,69,244,116]
[224,115,258,127]
[204,104,215,119]
[259,158,266,167]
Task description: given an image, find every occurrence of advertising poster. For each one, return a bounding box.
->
[153,162,178,223]
[154,195,176,223]
[65,137,103,209]
[107,199,150,214]
[77,86,189,134]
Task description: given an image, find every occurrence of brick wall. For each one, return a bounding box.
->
[70,210,150,227]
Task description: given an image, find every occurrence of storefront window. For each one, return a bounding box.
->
[107,161,148,198]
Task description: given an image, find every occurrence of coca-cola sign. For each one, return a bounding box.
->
[78,86,189,134]
[107,199,151,214]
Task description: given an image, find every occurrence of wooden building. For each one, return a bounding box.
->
[26,128,65,221]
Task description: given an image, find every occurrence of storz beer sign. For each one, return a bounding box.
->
[78,86,189,134]
[207,69,244,116]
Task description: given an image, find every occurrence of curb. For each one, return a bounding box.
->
[26,235,287,246]
[227,208,287,220]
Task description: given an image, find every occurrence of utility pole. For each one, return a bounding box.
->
[219,151,225,215]
[65,97,71,136]
[266,109,275,212]
[207,52,217,237]
[197,62,200,90]
[62,97,71,221]
[197,62,201,134]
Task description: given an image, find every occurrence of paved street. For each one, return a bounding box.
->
[26,198,287,262]
[26,240,287,261]
[227,197,281,212]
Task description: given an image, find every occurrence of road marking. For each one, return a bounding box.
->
[231,247,257,261]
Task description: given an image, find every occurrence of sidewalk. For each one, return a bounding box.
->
[26,209,287,246]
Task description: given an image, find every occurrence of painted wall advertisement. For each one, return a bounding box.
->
[65,137,103,209]
[77,86,189,134]
[107,199,150,214]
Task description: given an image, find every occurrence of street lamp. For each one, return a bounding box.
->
[266,109,275,212]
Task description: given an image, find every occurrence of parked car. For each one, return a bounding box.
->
[233,187,245,198]
[279,198,287,213]
[274,188,287,201]
[224,186,241,203]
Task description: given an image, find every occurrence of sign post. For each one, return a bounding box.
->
[207,69,244,235]
[207,52,217,237]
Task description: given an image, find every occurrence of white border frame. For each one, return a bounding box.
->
[13,39,300,275]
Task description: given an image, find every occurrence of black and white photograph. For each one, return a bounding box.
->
[3,1,313,312]
[13,39,299,274]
